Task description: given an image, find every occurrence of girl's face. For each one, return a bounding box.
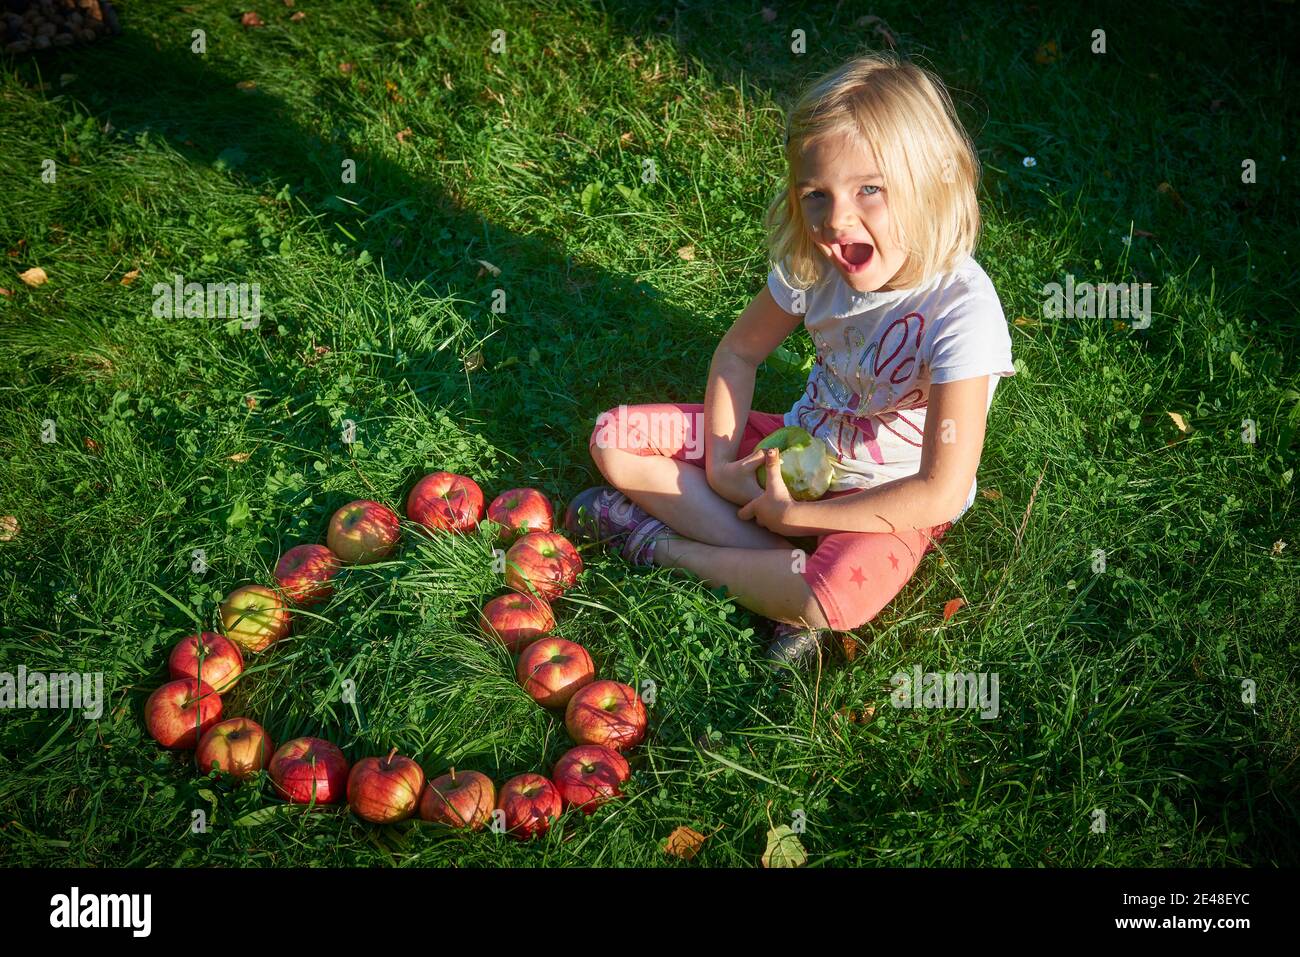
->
[796,132,908,292]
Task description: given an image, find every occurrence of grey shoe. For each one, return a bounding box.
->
[563,486,652,546]
[765,621,833,668]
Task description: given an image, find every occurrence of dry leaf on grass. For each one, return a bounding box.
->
[396,127,413,144]
[942,597,966,622]
[241,12,264,28]
[19,267,48,287]
[236,80,258,91]
[120,268,141,285]
[0,515,19,542]
[290,10,306,21]
[339,62,355,74]
[676,245,696,261]
[1167,411,1191,433]
[475,259,501,278]
[1157,182,1186,210]
[980,488,1003,500]
[1271,540,1286,556]
[664,826,707,860]
[228,452,251,464]
[0,288,12,298]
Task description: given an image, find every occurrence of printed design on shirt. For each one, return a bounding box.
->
[794,311,929,465]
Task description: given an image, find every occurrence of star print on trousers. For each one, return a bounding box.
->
[849,566,866,588]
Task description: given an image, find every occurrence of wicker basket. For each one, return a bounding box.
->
[2,0,120,53]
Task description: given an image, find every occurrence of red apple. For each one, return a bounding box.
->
[145,678,223,750]
[220,584,292,653]
[168,631,244,693]
[504,531,583,601]
[478,592,556,653]
[419,769,496,829]
[407,472,485,533]
[497,773,562,840]
[516,637,595,708]
[565,680,647,752]
[327,499,401,564]
[196,717,274,780]
[269,736,351,805]
[274,544,341,605]
[347,747,426,824]
[487,488,554,543]
[552,744,631,815]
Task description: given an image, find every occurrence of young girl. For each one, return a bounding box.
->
[565,53,1015,667]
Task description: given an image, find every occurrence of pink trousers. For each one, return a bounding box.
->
[588,403,952,632]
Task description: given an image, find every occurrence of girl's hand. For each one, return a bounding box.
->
[737,448,800,534]
[707,447,769,506]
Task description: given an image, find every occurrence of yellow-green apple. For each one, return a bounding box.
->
[565,680,647,752]
[327,499,401,564]
[196,717,274,780]
[274,543,341,605]
[755,426,834,501]
[478,592,555,653]
[145,678,223,750]
[220,584,292,653]
[551,744,631,815]
[419,769,496,829]
[516,637,594,708]
[347,747,426,824]
[487,488,554,543]
[168,631,244,693]
[269,736,350,805]
[504,531,582,601]
[497,773,562,840]
[407,472,484,533]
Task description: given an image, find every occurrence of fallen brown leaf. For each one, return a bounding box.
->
[19,267,48,287]
[236,80,257,91]
[0,288,12,298]
[942,597,966,622]
[339,62,355,74]
[245,395,258,410]
[120,268,141,285]
[1157,181,1186,210]
[619,131,634,145]
[664,826,707,860]
[396,127,413,144]
[241,11,264,28]
[0,515,19,542]
[676,245,696,261]
[1271,540,1286,556]
[290,10,305,20]
[979,488,1003,500]
[1167,411,1191,433]
[83,437,101,454]
[228,452,251,463]
[1013,315,1039,326]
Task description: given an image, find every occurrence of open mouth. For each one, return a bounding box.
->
[831,242,874,273]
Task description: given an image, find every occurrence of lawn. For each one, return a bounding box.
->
[1,0,1297,867]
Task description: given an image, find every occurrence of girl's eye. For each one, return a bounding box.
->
[799,184,881,200]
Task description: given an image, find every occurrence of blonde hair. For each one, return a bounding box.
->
[764,52,981,292]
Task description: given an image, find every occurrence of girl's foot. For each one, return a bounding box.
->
[564,486,679,567]
[765,621,834,668]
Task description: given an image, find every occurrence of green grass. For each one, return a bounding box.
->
[1,0,1297,867]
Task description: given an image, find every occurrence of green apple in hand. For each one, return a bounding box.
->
[755,426,835,501]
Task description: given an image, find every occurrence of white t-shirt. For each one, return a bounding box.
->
[767,254,1015,525]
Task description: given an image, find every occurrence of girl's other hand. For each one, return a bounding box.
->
[707,447,769,506]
